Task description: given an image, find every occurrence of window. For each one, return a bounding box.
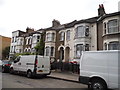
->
[52,33,55,41]
[108,41,120,50]
[66,30,70,40]
[104,43,107,50]
[104,23,107,34]
[76,26,84,38]
[46,47,50,56]
[15,36,17,42]
[51,47,54,56]
[107,19,118,34]
[46,33,55,42]
[75,44,83,58]
[37,36,40,42]
[85,44,89,51]
[85,26,89,36]
[26,38,28,45]
[60,32,64,41]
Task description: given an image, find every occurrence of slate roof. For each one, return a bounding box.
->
[99,11,120,21]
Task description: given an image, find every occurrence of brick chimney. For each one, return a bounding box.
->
[98,4,106,16]
[52,19,61,27]
[26,27,34,33]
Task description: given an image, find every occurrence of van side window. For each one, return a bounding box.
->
[14,57,20,63]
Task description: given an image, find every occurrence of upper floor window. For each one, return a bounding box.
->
[104,22,107,34]
[107,19,119,34]
[66,30,70,41]
[46,33,55,42]
[108,41,120,50]
[85,26,89,36]
[26,38,28,45]
[75,26,89,38]
[60,32,64,41]
[76,26,84,38]
[37,36,40,42]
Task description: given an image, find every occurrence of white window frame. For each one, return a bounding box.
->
[66,30,70,41]
[75,26,85,38]
[107,19,119,34]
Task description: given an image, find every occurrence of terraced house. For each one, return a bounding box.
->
[10,4,120,65]
[10,27,43,56]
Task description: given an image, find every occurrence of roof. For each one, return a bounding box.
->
[21,31,42,37]
[98,11,120,21]
[64,20,77,28]
[76,16,99,24]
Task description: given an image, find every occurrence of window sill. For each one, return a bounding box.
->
[45,41,56,43]
[74,36,91,40]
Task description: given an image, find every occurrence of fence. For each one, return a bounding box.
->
[51,62,79,74]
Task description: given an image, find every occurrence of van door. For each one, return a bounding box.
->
[13,56,21,71]
[37,56,50,74]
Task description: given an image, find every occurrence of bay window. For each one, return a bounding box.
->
[75,25,89,38]
[107,19,119,34]
[108,41,120,50]
[75,44,83,58]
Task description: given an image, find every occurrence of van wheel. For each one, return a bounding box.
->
[91,79,107,90]
[27,71,32,78]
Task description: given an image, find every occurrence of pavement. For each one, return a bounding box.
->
[48,70,80,83]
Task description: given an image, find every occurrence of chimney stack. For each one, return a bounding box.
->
[26,27,34,33]
[52,19,61,27]
[98,4,106,16]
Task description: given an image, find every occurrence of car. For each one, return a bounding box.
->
[2,60,12,73]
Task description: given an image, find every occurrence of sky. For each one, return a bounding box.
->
[0,0,120,37]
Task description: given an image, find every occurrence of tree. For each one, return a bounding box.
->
[2,46,10,60]
[34,34,45,55]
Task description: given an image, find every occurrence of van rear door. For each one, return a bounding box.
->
[37,56,50,74]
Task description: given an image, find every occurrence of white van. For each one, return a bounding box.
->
[79,50,120,90]
[10,55,51,78]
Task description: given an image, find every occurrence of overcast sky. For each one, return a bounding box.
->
[0,0,120,37]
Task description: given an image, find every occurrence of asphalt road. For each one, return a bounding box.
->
[2,72,87,89]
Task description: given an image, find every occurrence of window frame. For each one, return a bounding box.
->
[66,30,70,41]
[107,19,119,34]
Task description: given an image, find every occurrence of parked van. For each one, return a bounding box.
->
[10,55,51,78]
[79,50,120,90]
